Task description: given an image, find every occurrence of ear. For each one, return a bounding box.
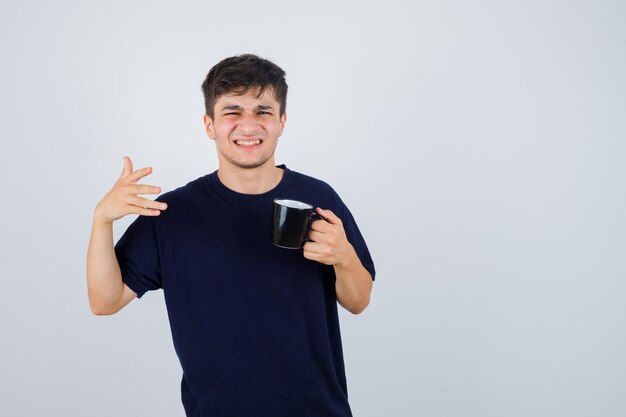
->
[278,112,287,137]
[203,114,216,139]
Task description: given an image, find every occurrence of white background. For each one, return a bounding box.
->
[1,1,625,416]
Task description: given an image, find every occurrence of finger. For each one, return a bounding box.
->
[307,230,327,244]
[131,197,168,211]
[132,206,163,217]
[302,250,320,262]
[119,156,133,179]
[311,218,332,233]
[127,166,154,183]
[303,241,325,254]
[303,243,330,264]
[316,207,341,225]
[128,184,162,195]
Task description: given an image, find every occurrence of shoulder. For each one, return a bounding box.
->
[147,175,211,229]
[285,167,345,210]
[288,168,337,195]
[154,174,210,208]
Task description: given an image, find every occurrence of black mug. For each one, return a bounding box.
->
[272,199,323,249]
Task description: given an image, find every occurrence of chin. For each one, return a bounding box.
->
[230,158,272,170]
[224,153,274,170]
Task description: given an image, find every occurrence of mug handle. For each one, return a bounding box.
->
[304,210,326,243]
[309,211,326,223]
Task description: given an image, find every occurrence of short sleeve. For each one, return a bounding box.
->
[114,215,162,298]
[334,193,376,281]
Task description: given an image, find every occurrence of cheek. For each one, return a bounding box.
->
[216,120,237,136]
[263,119,282,134]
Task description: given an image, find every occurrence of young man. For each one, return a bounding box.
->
[87,54,376,416]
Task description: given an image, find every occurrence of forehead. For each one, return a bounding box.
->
[215,86,279,108]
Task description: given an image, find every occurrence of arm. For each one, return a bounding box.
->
[87,219,137,315]
[333,247,373,315]
[303,208,373,315]
[86,156,167,315]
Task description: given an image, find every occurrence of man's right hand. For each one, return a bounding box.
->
[93,156,168,224]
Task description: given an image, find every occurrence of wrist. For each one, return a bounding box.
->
[92,212,113,229]
[336,244,358,270]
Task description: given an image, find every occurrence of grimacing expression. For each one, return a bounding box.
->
[204,87,286,170]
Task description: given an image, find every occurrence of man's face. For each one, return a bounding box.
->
[204,87,286,170]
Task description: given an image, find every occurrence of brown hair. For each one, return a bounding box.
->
[201,54,288,119]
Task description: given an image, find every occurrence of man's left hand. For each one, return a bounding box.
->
[303,207,356,267]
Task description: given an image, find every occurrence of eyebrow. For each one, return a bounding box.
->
[221,104,275,112]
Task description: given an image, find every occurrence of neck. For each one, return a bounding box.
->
[217,160,284,195]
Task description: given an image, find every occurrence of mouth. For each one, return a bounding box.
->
[234,139,263,148]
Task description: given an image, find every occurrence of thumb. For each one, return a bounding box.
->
[317,207,341,225]
[120,156,133,178]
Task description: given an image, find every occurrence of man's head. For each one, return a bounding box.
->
[201,54,288,120]
[201,55,289,171]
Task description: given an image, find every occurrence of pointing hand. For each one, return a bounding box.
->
[93,156,168,224]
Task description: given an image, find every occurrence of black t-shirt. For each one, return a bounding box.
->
[114,165,375,416]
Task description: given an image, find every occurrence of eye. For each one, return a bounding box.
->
[224,112,239,116]
[258,111,272,115]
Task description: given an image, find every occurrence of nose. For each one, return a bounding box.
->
[237,113,260,136]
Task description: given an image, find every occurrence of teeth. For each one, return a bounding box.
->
[236,140,261,146]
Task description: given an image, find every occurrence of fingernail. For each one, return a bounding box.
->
[154,187,160,192]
